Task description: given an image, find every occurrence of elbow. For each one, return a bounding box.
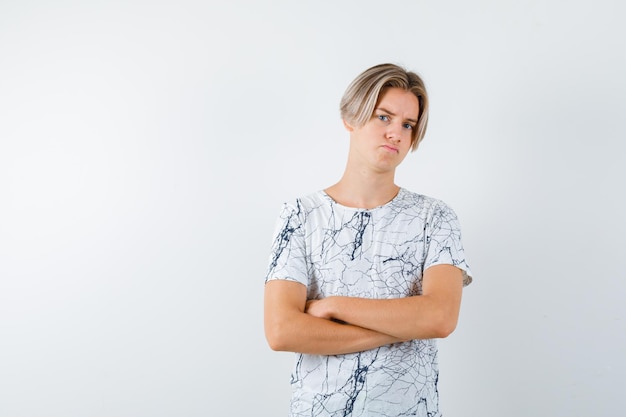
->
[428,312,459,339]
[266,339,286,352]
[266,334,288,352]
[432,320,457,338]
[264,320,292,352]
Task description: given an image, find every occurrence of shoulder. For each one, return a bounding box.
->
[396,188,457,216]
[280,190,327,210]
[276,190,330,220]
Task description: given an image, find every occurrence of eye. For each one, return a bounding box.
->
[377,114,389,122]
[403,123,414,130]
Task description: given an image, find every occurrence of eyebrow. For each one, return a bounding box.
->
[376,107,418,124]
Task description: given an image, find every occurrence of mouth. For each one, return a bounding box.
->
[381,145,399,153]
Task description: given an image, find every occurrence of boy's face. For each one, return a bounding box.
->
[345,87,419,174]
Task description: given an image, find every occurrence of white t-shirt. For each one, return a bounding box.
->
[265,188,473,417]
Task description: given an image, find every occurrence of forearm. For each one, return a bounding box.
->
[265,309,404,355]
[312,265,465,340]
[322,295,457,340]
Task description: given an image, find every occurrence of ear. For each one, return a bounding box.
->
[342,119,355,132]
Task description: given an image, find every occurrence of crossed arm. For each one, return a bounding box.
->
[263,264,464,356]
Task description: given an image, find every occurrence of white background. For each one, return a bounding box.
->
[1,1,624,416]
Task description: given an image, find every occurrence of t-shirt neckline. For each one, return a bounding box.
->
[320,187,405,212]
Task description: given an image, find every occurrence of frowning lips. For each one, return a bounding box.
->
[381,144,399,153]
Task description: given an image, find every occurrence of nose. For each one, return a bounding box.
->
[385,122,402,141]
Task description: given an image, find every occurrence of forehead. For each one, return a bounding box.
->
[376,87,420,119]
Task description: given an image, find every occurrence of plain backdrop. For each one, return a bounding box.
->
[1,1,625,416]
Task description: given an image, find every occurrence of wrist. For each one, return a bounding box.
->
[326,296,342,321]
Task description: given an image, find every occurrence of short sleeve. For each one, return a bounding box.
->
[423,201,473,286]
[264,200,310,286]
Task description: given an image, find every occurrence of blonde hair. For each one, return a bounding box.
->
[339,63,429,151]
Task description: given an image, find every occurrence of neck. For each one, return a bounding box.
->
[325,169,400,209]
